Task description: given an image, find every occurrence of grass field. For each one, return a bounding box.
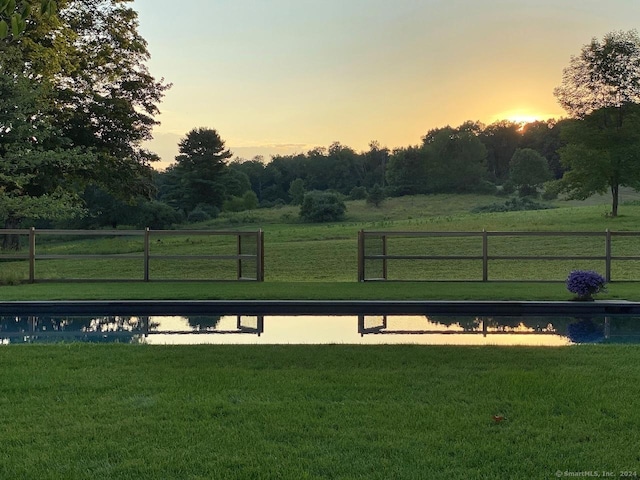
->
[1,344,639,479]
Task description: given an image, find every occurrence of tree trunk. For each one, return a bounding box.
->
[2,216,22,251]
[611,184,619,217]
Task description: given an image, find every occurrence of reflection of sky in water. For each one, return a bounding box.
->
[143,315,572,346]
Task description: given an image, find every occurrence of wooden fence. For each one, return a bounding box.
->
[357,230,640,282]
[0,228,264,282]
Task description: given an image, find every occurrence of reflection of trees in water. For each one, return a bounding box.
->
[185,316,222,331]
[429,315,640,343]
[428,316,558,332]
[0,315,156,344]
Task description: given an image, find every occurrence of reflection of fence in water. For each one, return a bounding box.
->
[358,315,559,336]
[358,230,640,281]
[152,315,264,335]
[0,228,264,282]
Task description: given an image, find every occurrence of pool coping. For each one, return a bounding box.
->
[0,300,638,316]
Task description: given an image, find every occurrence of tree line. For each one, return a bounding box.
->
[148,118,567,224]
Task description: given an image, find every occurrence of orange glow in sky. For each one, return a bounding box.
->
[133,0,640,169]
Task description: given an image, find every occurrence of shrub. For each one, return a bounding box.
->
[259,198,286,209]
[471,180,497,195]
[242,190,259,210]
[223,191,258,212]
[138,200,185,229]
[299,191,346,222]
[223,196,246,212]
[471,197,555,213]
[187,207,211,223]
[289,178,306,205]
[349,186,367,200]
[497,181,516,197]
[366,184,385,207]
[541,180,561,200]
[517,185,539,198]
[194,204,220,219]
[566,270,607,300]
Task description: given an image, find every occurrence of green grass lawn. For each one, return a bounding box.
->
[1,344,639,479]
[1,280,640,301]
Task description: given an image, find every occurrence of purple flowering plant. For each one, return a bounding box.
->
[566,270,607,300]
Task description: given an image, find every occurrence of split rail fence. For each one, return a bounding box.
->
[357,230,640,282]
[0,228,264,282]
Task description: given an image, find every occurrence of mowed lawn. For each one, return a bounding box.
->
[1,344,639,479]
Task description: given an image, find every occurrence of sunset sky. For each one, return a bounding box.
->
[133,0,640,169]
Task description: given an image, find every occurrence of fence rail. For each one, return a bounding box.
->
[0,228,264,282]
[357,229,640,282]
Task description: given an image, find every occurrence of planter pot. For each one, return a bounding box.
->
[571,296,595,302]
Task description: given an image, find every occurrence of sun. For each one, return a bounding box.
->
[504,114,541,124]
[491,109,545,125]
[489,109,552,131]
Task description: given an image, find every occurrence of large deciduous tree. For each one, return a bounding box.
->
[57,0,170,199]
[554,30,640,216]
[0,0,169,232]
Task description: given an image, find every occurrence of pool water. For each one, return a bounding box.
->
[2,313,639,346]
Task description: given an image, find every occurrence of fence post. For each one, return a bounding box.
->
[29,227,36,283]
[605,229,611,282]
[237,234,243,280]
[257,229,264,282]
[357,230,365,282]
[144,227,150,282]
[482,230,488,282]
[382,234,388,280]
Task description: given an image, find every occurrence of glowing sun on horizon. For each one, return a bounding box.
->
[490,109,554,130]
[505,113,541,124]
[492,109,545,125]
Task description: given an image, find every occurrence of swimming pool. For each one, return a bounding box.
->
[1,300,639,345]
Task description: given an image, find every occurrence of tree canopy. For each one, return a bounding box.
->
[159,128,233,214]
[554,30,640,119]
[0,0,169,231]
[554,30,640,216]
[0,0,57,39]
